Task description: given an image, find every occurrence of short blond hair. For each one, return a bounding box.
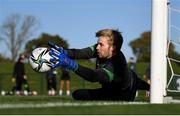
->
[96,29,123,52]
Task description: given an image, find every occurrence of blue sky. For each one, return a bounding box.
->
[0,0,180,60]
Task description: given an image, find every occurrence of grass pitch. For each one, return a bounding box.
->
[0,96,179,115]
[0,62,180,114]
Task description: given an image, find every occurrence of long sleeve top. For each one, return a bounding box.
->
[66,44,132,91]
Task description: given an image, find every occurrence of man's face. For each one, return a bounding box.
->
[96,36,113,59]
[20,55,25,62]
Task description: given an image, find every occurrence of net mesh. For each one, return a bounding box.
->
[167,1,180,94]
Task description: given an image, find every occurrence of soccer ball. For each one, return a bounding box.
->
[29,47,53,72]
[32,91,38,96]
[1,90,6,96]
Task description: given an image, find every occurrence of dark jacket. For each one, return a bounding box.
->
[67,44,133,92]
[12,61,25,81]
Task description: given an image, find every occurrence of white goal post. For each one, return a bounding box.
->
[151,0,168,103]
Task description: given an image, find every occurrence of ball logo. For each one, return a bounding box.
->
[29,47,52,72]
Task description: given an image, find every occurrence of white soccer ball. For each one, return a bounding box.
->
[29,47,53,72]
[23,90,28,96]
[32,91,37,96]
[1,90,6,96]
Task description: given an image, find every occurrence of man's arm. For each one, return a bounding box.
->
[66,44,97,59]
[75,65,114,83]
[48,41,97,59]
[48,42,114,83]
[48,42,113,83]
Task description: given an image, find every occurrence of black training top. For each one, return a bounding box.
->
[12,61,25,79]
[67,44,131,91]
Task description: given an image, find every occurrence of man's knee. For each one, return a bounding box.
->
[72,90,79,100]
[72,89,91,100]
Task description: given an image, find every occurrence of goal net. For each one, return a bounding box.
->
[166,0,180,100]
[151,0,180,103]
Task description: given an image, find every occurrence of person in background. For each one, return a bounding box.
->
[143,64,151,97]
[128,57,138,97]
[12,54,30,95]
[59,68,71,96]
[128,57,136,72]
[45,69,57,96]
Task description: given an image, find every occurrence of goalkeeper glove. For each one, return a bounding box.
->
[48,41,67,54]
[48,41,78,71]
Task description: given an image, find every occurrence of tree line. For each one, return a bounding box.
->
[129,31,180,62]
[0,14,179,63]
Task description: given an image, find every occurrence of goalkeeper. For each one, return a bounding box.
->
[48,29,150,101]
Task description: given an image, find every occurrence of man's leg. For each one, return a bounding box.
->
[72,88,128,101]
[72,88,112,100]
[66,80,71,96]
[52,78,57,91]
[129,69,150,91]
[15,81,22,95]
[136,77,150,90]
[59,80,64,95]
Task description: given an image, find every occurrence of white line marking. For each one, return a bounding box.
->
[0,101,149,109]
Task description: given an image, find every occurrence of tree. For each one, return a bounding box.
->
[0,14,39,62]
[129,31,180,62]
[129,31,151,62]
[25,33,69,54]
[0,54,10,62]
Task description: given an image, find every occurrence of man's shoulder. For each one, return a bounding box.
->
[115,51,127,63]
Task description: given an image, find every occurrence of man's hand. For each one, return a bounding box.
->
[48,41,78,71]
[48,41,66,54]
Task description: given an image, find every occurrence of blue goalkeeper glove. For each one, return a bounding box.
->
[48,41,78,71]
[48,41,66,54]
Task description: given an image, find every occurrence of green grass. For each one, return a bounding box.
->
[0,60,148,94]
[0,61,180,114]
[0,60,101,94]
[0,96,179,115]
